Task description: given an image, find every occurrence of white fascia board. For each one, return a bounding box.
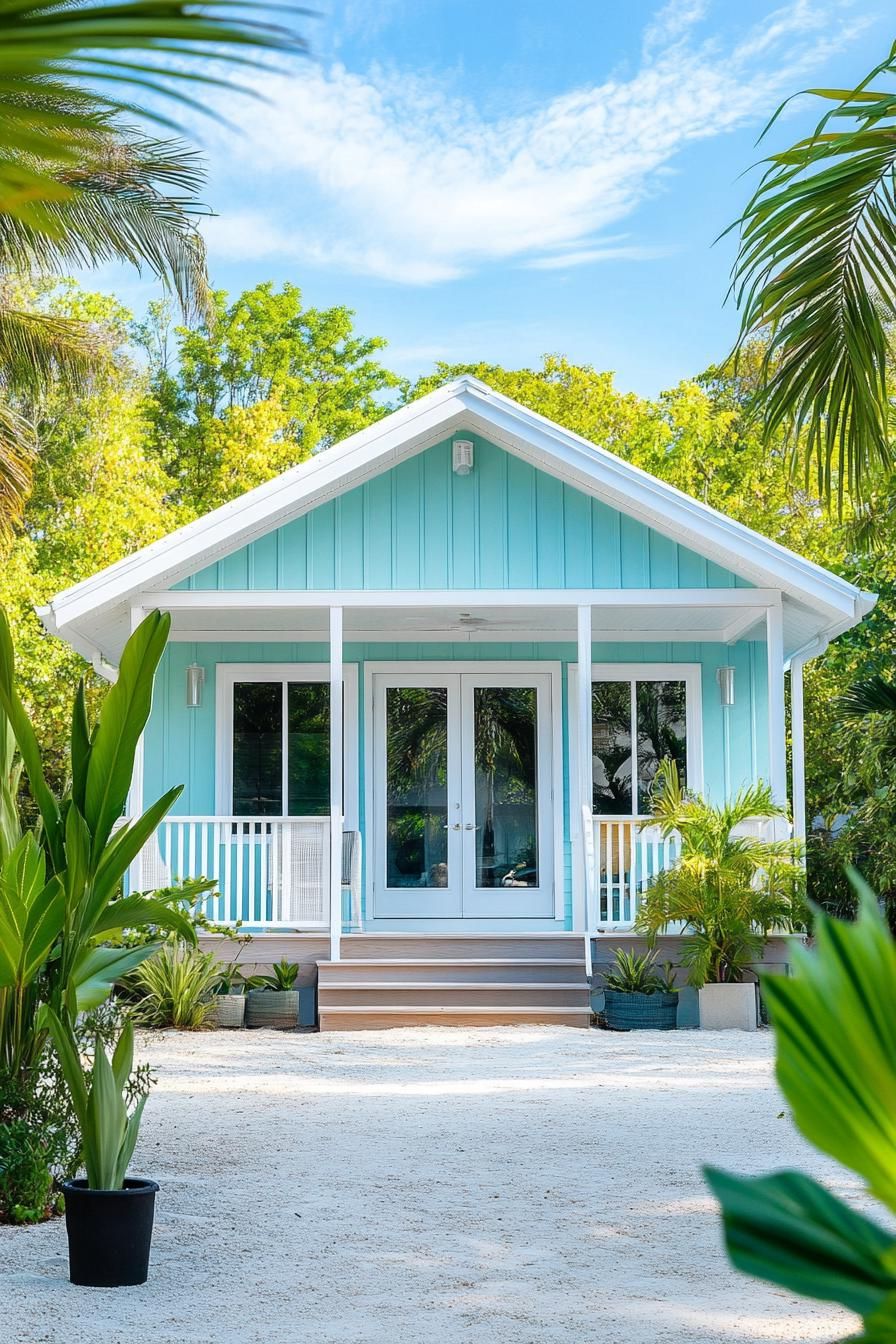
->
[137,587,781,609]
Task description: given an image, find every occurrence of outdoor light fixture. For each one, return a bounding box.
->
[452,438,474,475]
[717,665,736,708]
[185,663,205,709]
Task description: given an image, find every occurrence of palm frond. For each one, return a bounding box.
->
[840,674,896,718]
[0,399,34,536]
[0,302,99,395]
[730,41,896,503]
[0,0,308,225]
[0,127,212,321]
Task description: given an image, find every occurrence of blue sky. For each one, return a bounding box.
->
[107,0,892,395]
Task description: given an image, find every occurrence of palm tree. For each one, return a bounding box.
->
[0,0,306,228]
[0,0,307,531]
[730,41,896,505]
[635,759,805,986]
[0,123,215,533]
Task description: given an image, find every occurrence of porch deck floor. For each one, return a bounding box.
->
[1,1028,857,1343]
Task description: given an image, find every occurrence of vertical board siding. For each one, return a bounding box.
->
[144,637,769,930]
[183,437,748,591]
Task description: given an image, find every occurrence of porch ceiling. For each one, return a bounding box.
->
[163,599,766,644]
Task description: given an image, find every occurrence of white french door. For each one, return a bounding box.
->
[371,670,555,920]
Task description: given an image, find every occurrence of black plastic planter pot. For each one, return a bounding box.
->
[603,989,678,1031]
[62,1178,159,1287]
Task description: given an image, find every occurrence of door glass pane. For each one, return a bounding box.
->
[473,686,538,889]
[287,683,330,816]
[591,682,633,814]
[232,682,282,815]
[636,680,687,810]
[386,687,449,888]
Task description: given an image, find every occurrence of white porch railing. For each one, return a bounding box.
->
[133,816,333,928]
[592,816,682,931]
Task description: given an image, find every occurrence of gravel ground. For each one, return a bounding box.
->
[0,1026,858,1344]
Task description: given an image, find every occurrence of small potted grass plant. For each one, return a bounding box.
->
[213,963,247,1028]
[600,948,679,1031]
[45,1014,158,1287]
[245,959,301,1029]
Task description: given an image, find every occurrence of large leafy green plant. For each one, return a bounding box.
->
[0,606,194,1079]
[706,875,896,1340]
[634,759,805,986]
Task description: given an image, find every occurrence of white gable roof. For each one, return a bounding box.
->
[40,375,874,665]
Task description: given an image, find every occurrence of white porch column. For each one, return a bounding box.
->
[765,601,787,807]
[329,605,344,961]
[576,605,593,969]
[790,655,807,846]
[128,604,145,890]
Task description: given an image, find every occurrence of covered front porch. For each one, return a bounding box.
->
[129,586,799,961]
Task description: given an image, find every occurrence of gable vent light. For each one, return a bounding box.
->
[186,663,205,709]
[717,665,735,708]
[452,438,474,476]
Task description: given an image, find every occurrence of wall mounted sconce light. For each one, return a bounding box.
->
[186,663,205,709]
[717,665,735,708]
[452,438,474,475]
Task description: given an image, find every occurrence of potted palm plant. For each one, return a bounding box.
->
[45,1014,157,1287]
[601,949,679,1030]
[245,959,301,1029]
[635,760,805,1030]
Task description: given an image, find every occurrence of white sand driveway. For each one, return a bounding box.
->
[1,1027,857,1343]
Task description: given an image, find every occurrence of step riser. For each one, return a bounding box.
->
[318,986,592,1009]
[340,936,585,961]
[319,1010,591,1030]
[318,963,585,985]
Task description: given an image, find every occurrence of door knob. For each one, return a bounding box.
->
[464,822,480,831]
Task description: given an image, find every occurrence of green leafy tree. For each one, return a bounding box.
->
[137,284,404,511]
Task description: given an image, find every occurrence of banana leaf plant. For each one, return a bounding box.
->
[0,606,195,1079]
[706,872,896,1341]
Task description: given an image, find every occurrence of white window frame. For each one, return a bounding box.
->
[569,662,703,819]
[215,662,359,826]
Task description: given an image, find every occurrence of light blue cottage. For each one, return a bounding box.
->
[42,378,874,1024]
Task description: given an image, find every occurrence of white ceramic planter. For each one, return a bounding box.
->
[698,982,758,1031]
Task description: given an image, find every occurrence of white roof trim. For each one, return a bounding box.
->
[42,375,874,639]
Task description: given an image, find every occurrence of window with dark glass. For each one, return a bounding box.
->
[232,680,333,817]
[232,682,282,815]
[591,678,687,815]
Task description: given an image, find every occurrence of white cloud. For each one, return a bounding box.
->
[201,1,862,285]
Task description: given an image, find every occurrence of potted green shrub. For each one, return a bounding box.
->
[45,1014,157,1287]
[245,959,301,1029]
[213,964,247,1028]
[601,949,679,1030]
[635,760,805,1030]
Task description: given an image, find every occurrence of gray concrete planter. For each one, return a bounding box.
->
[213,993,246,1028]
[245,988,300,1029]
[603,989,678,1031]
[698,982,758,1031]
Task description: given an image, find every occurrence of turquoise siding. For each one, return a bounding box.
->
[144,639,769,929]
[153,435,768,928]
[177,436,750,592]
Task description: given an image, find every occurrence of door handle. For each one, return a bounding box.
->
[443,823,461,831]
[464,823,480,831]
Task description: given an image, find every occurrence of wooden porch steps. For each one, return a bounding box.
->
[317,943,592,1030]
